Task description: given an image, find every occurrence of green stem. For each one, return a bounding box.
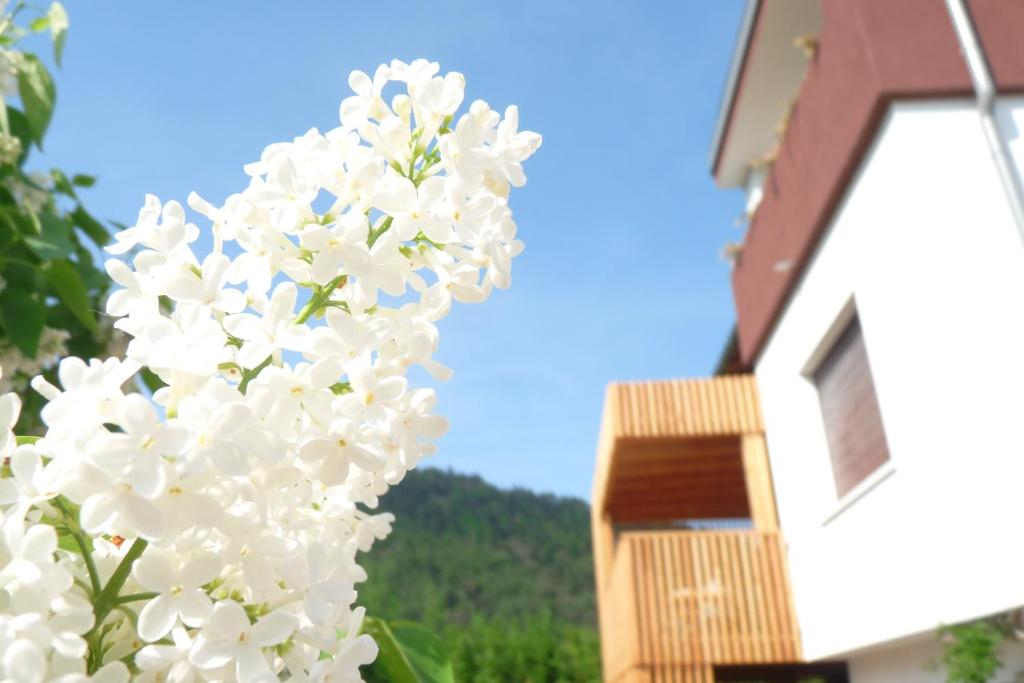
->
[93,537,147,617]
[115,591,158,604]
[295,275,347,324]
[236,273,348,393]
[53,498,101,595]
[367,217,393,248]
[238,355,273,394]
[86,537,148,671]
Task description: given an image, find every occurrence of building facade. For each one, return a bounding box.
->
[593,2,1024,682]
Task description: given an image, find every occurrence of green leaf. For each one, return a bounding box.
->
[0,286,46,355]
[70,205,109,246]
[56,522,93,556]
[71,174,95,188]
[52,169,76,198]
[0,243,43,291]
[73,244,108,290]
[16,54,56,148]
[0,206,32,244]
[23,211,72,260]
[48,3,69,67]
[29,17,49,33]
[139,367,167,394]
[362,618,454,683]
[57,531,81,554]
[45,258,97,332]
[0,210,17,252]
[5,107,31,166]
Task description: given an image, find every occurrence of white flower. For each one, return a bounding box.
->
[157,469,224,533]
[250,358,340,429]
[298,418,384,485]
[0,444,60,510]
[374,174,450,243]
[333,356,407,427]
[339,65,391,130]
[308,607,378,683]
[303,212,371,284]
[0,390,20,459]
[75,465,167,540]
[50,662,130,683]
[87,393,186,476]
[244,155,318,232]
[189,601,296,680]
[122,305,230,380]
[106,196,198,256]
[135,626,198,683]
[133,550,221,642]
[494,105,543,188]
[0,516,70,592]
[2,639,46,683]
[4,59,539,681]
[224,282,309,368]
[279,542,355,625]
[177,398,254,476]
[394,388,449,452]
[104,253,162,318]
[163,253,247,313]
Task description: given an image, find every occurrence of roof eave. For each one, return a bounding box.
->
[708,0,762,180]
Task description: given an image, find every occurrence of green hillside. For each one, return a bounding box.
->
[359,468,602,682]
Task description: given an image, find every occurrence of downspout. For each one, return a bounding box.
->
[944,0,1024,246]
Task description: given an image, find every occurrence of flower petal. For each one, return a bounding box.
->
[124,494,165,540]
[132,551,175,592]
[177,588,213,627]
[182,551,222,588]
[138,594,178,642]
[249,610,297,648]
[3,640,45,683]
[210,402,251,438]
[188,636,235,670]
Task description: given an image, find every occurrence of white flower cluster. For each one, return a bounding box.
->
[0,326,71,394]
[0,59,540,682]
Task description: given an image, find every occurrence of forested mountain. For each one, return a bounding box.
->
[358,468,602,682]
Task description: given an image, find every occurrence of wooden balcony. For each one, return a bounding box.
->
[592,376,805,683]
[603,530,800,683]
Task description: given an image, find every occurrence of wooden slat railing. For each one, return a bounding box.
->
[603,534,639,683]
[603,530,800,680]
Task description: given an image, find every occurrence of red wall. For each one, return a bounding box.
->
[728,0,1024,365]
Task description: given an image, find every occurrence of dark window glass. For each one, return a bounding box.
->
[813,315,890,498]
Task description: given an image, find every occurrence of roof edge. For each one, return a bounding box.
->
[708,0,762,178]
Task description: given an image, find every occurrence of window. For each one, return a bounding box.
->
[812,314,890,498]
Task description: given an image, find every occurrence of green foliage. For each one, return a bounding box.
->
[0,285,44,354]
[45,258,98,332]
[0,2,115,434]
[443,613,600,683]
[938,620,1006,683]
[16,52,55,146]
[364,617,455,683]
[359,468,596,627]
[359,469,601,682]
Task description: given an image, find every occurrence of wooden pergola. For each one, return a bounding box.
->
[592,376,815,683]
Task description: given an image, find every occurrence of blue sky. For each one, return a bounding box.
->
[39,1,747,501]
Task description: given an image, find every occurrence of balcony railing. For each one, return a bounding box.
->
[604,530,801,682]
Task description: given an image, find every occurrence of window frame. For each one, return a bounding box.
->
[801,297,896,521]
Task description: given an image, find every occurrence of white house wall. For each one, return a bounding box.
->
[754,97,1024,661]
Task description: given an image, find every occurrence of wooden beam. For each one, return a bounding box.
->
[740,434,779,532]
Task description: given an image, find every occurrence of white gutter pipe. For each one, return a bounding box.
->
[945,0,1024,246]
